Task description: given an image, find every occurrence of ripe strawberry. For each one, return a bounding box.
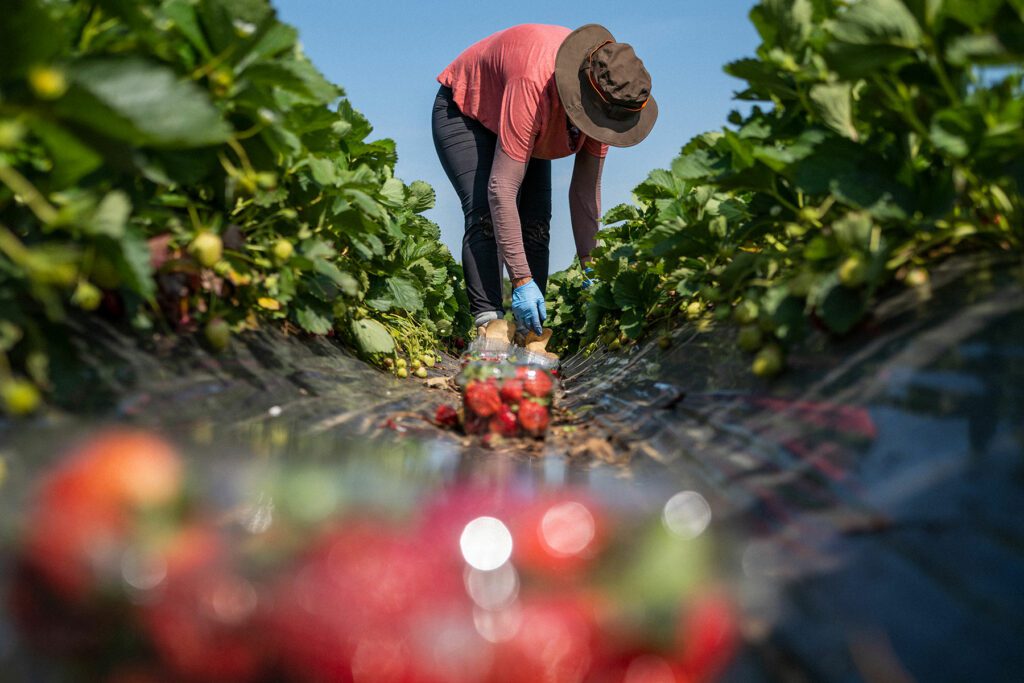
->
[434,404,459,428]
[22,430,183,600]
[488,596,598,683]
[675,591,739,682]
[519,368,553,398]
[465,380,501,418]
[518,399,550,437]
[463,411,489,435]
[489,404,519,437]
[499,378,524,404]
[511,494,606,579]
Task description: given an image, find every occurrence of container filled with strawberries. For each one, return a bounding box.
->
[437,360,556,440]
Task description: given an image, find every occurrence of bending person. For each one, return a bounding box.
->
[431,23,658,338]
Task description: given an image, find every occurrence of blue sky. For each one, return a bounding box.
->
[274,1,761,272]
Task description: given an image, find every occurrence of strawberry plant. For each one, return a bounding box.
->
[548,0,1023,376]
[0,0,471,413]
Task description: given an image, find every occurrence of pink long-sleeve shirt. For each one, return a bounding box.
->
[438,24,605,279]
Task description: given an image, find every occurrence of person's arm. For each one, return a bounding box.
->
[569,149,604,265]
[487,143,531,285]
[488,142,546,333]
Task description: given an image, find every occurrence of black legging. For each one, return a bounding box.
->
[431,85,551,321]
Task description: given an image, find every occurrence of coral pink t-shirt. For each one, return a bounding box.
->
[437,24,609,163]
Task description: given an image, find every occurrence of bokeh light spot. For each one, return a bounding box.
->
[662,491,712,539]
[540,502,596,557]
[465,562,519,610]
[460,516,513,571]
[473,604,522,643]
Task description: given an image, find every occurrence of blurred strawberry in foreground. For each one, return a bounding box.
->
[8,435,740,682]
[675,591,739,683]
[267,520,468,682]
[511,494,607,579]
[21,429,183,600]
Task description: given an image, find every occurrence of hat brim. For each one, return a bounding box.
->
[555,24,658,148]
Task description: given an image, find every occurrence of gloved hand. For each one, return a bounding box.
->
[582,267,597,289]
[511,279,546,335]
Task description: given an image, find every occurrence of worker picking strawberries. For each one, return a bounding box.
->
[432,24,658,342]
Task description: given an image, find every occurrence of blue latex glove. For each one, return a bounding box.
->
[511,280,546,335]
[582,267,597,289]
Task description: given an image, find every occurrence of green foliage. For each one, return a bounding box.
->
[0,0,471,412]
[549,0,1023,372]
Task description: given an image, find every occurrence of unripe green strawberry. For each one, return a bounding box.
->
[737,325,763,352]
[209,68,233,96]
[838,255,867,288]
[658,335,672,350]
[733,299,759,325]
[72,281,102,311]
[414,367,428,379]
[272,239,293,263]
[204,318,230,352]
[685,301,704,319]
[2,378,41,416]
[395,358,407,369]
[28,66,67,100]
[752,344,784,377]
[421,354,435,368]
[189,232,222,267]
[0,120,26,149]
[396,367,408,378]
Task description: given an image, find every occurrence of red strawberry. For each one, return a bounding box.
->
[518,399,550,437]
[675,590,739,682]
[489,405,519,437]
[22,430,183,600]
[463,411,489,435]
[520,369,553,398]
[510,494,607,579]
[499,378,524,404]
[434,404,459,428]
[465,380,501,418]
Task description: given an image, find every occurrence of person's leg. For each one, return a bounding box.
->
[431,86,503,327]
[517,158,553,294]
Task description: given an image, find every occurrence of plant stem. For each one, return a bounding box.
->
[0,163,58,225]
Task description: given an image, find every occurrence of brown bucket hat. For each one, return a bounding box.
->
[555,24,658,147]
